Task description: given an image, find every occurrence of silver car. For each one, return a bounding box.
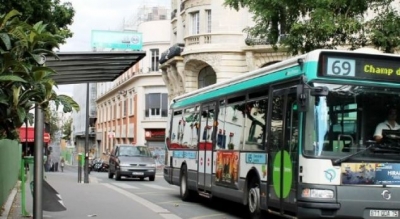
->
[108,144,157,181]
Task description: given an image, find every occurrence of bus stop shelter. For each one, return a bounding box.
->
[31,51,146,218]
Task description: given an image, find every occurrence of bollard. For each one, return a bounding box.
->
[78,153,84,183]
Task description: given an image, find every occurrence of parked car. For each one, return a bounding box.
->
[108,144,157,181]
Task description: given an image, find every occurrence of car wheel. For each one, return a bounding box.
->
[149,176,155,181]
[108,169,114,179]
[115,171,121,181]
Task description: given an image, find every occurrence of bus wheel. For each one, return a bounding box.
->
[248,180,261,219]
[180,166,192,201]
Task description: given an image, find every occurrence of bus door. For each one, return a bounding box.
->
[267,87,298,213]
[197,102,216,192]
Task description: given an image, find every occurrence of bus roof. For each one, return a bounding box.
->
[171,49,400,109]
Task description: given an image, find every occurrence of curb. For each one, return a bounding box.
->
[0,181,20,219]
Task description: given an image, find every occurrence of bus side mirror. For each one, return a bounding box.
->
[296,84,308,112]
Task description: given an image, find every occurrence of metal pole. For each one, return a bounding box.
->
[84,83,90,183]
[25,119,28,155]
[33,104,44,219]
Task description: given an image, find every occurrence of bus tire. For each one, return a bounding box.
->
[248,179,261,219]
[180,166,192,201]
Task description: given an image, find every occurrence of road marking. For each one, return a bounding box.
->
[160,213,182,219]
[141,184,173,190]
[112,183,139,189]
[189,213,226,219]
[157,200,183,204]
[103,183,182,219]
[136,191,171,195]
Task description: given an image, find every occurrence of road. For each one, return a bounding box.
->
[88,169,283,219]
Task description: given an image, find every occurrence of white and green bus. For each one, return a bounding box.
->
[164,49,400,219]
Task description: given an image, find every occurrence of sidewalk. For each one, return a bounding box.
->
[3,166,174,219]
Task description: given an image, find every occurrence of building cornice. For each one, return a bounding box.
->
[96,72,163,103]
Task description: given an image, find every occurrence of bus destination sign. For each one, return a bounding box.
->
[318,52,400,82]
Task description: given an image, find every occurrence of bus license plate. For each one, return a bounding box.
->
[370,210,399,217]
[132,172,144,176]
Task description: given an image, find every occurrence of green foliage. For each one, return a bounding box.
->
[0,10,80,141]
[224,0,400,54]
[45,110,60,141]
[62,117,72,141]
[0,0,75,44]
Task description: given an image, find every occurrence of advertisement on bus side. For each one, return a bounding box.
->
[341,163,400,185]
[215,151,239,186]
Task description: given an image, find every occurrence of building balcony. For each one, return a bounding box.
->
[183,33,245,50]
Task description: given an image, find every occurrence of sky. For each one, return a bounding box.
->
[55,0,170,96]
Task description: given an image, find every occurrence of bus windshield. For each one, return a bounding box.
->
[304,82,400,161]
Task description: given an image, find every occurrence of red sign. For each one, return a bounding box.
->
[18,127,51,143]
[145,129,165,140]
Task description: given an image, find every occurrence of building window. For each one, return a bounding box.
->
[145,93,168,118]
[191,12,199,34]
[123,100,127,117]
[198,66,216,88]
[149,108,161,117]
[129,98,134,115]
[114,104,116,119]
[150,49,159,71]
[206,10,211,33]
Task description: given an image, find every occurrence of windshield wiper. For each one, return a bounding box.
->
[332,141,376,165]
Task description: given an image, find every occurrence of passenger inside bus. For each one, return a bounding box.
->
[373,107,400,142]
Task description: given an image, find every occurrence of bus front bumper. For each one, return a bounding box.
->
[297,185,400,219]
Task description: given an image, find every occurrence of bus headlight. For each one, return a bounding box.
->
[302,188,334,199]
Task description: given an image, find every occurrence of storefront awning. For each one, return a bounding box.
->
[19,127,51,143]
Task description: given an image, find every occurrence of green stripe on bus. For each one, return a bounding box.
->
[172,61,319,109]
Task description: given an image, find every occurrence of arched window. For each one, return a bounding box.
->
[198,66,216,88]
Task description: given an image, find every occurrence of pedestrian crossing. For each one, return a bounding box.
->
[111,182,176,191]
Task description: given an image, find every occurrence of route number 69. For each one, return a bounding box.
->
[326,58,355,77]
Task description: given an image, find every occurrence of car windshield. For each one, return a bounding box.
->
[303,82,400,161]
[118,146,152,157]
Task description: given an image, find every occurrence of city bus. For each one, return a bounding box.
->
[163,48,400,219]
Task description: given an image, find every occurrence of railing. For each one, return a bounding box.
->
[184,33,244,47]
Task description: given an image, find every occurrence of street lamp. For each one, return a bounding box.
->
[33,53,46,219]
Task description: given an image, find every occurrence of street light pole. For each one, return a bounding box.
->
[84,82,90,183]
[33,54,46,219]
[33,105,44,219]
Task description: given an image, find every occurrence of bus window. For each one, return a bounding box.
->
[224,97,246,150]
[216,99,227,149]
[170,110,183,149]
[270,94,283,152]
[243,98,268,151]
[183,107,199,149]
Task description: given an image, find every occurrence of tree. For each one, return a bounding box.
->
[224,0,400,55]
[44,110,60,142]
[0,0,75,44]
[62,117,72,141]
[0,10,79,141]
